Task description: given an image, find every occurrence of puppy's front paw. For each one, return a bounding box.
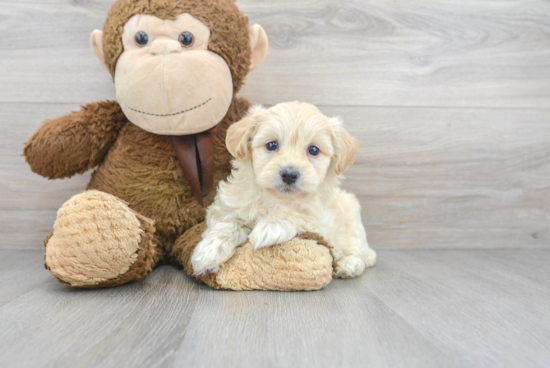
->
[248,220,297,250]
[191,237,236,275]
[334,255,366,278]
[365,249,377,268]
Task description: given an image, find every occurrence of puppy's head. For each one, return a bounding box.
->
[226,101,358,197]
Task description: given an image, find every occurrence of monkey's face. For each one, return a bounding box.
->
[114,13,234,135]
[89,1,268,204]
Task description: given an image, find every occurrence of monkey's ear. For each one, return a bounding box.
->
[330,118,359,175]
[248,24,268,71]
[90,30,108,70]
[226,117,253,160]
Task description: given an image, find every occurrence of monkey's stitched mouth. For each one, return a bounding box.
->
[125,98,212,117]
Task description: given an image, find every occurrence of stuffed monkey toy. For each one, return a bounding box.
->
[24,0,335,290]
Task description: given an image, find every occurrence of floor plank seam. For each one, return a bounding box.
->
[368,286,464,366]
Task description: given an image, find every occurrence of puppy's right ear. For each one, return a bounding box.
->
[226,117,252,160]
[330,117,359,175]
[334,127,359,174]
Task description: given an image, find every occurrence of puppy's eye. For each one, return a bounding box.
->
[135,31,149,47]
[308,146,320,156]
[179,32,194,47]
[266,141,278,151]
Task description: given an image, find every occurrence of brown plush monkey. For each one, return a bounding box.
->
[24,0,334,290]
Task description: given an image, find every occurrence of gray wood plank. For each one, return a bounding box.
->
[0,249,50,306]
[0,0,549,107]
[174,249,550,368]
[0,263,200,368]
[474,250,550,286]
[242,0,550,108]
[368,250,550,368]
[318,105,550,250]
[3,103,548,250]
[174,274,459,368]
[0,249,549,368]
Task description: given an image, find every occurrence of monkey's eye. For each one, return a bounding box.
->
[308,146,320,156]
[266,141,278,151]
[179,32,194,47]
[135,31,149,47]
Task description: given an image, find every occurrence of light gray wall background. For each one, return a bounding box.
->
[1,0,549,250]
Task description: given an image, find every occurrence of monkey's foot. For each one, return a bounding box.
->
[44,190,156,288]
[172,223,335,291]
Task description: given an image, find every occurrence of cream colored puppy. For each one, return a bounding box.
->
[191,102,376,277]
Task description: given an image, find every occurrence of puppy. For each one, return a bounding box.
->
[191,101,376,278]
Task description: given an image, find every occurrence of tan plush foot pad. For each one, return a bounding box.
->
[44,190,156,288]
[173,223,335,291]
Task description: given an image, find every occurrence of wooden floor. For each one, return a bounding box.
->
[1,0,549,367]
[0,248,548,368]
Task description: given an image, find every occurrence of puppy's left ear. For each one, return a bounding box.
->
[332,119,359,175]
[226,117,253,160]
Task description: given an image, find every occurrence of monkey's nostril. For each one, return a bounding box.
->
[150,40,182,55]
[280,168,300,185]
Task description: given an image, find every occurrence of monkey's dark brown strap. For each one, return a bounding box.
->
[171,125,219,207]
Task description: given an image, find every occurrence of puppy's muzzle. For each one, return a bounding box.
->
[280,167,300,185]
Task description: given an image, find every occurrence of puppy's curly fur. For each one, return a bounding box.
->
[191,101,376,277]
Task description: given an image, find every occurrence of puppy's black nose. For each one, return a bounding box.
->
[281,168,300,185]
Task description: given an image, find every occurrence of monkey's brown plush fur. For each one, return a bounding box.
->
[26,98,256,286]
[24,0,335,290]
[24,101,127,180]
[86,98,248,259]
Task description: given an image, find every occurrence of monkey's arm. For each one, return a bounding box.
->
[24,101,127,179]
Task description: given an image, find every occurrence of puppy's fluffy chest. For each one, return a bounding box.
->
[255,195,332,232]
[214,164,334,235]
